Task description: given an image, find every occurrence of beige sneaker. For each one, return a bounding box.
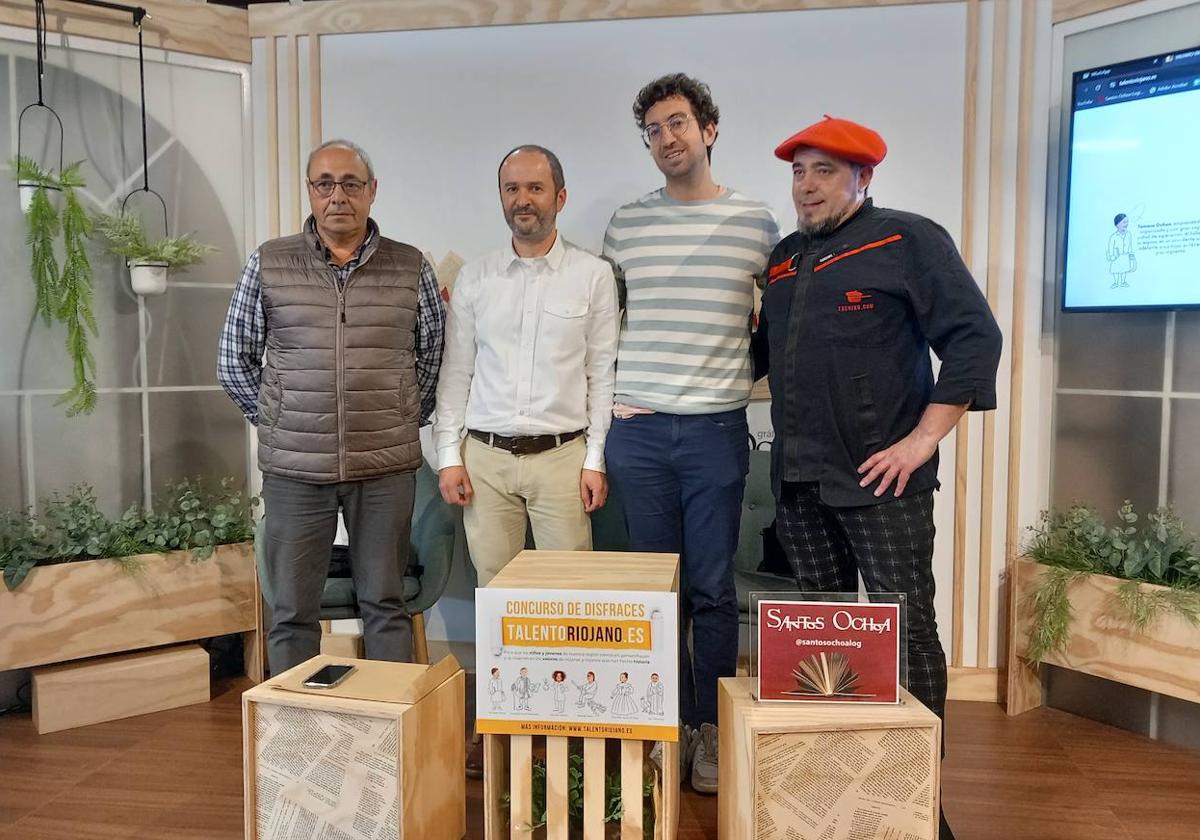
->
[691,722,719,794]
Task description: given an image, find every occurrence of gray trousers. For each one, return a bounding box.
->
[262,471,416,675]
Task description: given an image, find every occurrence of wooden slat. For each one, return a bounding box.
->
[1052,0,1140,23]
[249,0,961,38]
[951,0,980,670]
[620,740,643,840]
[1003,0,1042,715]
[546,736,570,838]
[242,691,258,840]
[509,735,533,839]
[399,670,467,840]
[265,35,280,240]
[0,0,250,63]
[287,34,301,233]
[309,33,322,146]
[0,544,256,672]
[947,666,1001,703]
[483,734,507,839]
[583,737,606,840]
[977,0,1011,670]
[661,740,679,839]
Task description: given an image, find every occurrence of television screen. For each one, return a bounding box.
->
[1062,45,1200,311]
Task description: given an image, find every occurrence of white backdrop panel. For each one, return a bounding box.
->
[319,3,967,262]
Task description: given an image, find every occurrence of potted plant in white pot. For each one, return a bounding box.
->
[95,211,215,296]
[13,155,61,214]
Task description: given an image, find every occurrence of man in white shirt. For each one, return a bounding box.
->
[434,145,619,585]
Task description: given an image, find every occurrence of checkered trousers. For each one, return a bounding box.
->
[774,481,947,720]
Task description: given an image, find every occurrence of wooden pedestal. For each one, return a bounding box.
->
[242,654,465,840]
[718,678,940,840]
[32,643,210,734]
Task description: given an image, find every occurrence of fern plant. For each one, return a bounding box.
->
[11,156,98,416]
[14,156,62,326]
[56,162,98,416]
[95,211,214,270]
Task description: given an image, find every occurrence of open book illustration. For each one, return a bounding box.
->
[782,652,875,698]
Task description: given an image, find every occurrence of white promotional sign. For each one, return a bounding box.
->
[475,587,678,741]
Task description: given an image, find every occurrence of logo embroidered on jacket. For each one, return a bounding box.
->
[767,255,798,285]
[838,290,875,313]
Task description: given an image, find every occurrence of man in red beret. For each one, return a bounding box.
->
[752,116,1002,840]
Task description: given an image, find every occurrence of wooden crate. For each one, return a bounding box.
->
[484,550,681,840]
[0,543,258,674]
[32,643,210,734]
[242,654,464,840]
[718,677,940,840]
[1008,558,1200,714]
[320,631,365,658]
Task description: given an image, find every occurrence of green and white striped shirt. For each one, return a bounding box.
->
[603,189,780,414]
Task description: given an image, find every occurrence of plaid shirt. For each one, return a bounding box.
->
[217,218,446,426]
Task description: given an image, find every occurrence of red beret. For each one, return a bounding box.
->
[774,115,887,166]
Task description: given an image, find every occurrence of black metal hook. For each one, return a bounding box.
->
[15,0,65,178]
[120,185,169,239]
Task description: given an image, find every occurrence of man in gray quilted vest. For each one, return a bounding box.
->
[218,139,446,674]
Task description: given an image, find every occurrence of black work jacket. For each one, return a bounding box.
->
[751,200,1002,507]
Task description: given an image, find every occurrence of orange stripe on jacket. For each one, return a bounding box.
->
[813,234,903,273]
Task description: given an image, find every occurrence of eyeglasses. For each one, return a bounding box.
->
[641,114,695,146]
[308,178,368,198]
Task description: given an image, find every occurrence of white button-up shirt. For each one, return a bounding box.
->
[433,234,619,472]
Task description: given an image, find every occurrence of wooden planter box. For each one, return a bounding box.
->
[242,654,465,840]
[1009,558,1200,713]
[0,543,258,673]
[718,677,940,840]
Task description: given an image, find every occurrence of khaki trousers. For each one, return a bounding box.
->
[462,434,592,585]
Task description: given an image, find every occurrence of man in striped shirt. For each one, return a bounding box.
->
[602,73,780,794]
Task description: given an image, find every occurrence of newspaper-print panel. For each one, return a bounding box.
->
[754,727,935,840]
[254,702,399,840]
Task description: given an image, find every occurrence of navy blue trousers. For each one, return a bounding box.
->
[605,408,749,728]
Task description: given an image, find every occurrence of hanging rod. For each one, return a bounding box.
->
[47,0,148,28]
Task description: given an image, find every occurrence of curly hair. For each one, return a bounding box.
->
[632,73,720,160]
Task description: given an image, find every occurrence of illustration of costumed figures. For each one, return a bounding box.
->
[572,671,607,714]
[610,672,639,718]
[542,670,568,714]
[488,666,507,711]
[641,672,665,715]
[511,667,541,711]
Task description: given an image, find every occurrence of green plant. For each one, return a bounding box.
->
[0,478,258,591]
[1023,501,1200,662]
[94,211,214,270]
[56,162,98,416]
[11,156,98,416]
[502,750,656,837]
[14,156,62,327]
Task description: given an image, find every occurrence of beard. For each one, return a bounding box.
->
[799,216,843,238]
[505,205,554,241]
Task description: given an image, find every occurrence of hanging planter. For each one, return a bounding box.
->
[128,260,168,295]
[95,212,215,296]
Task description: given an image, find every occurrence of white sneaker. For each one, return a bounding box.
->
[691,722,719,794]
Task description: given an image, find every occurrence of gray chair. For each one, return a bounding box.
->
[254,461,459,668]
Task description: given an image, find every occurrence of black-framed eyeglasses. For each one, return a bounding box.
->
[641,114,696,146]
[308,178,368,198]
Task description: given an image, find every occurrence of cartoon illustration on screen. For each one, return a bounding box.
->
[1108,212,1137,288]
[511,666,540,711]
[543,670,568,714]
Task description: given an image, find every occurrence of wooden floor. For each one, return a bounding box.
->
[1,676,1198,840]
